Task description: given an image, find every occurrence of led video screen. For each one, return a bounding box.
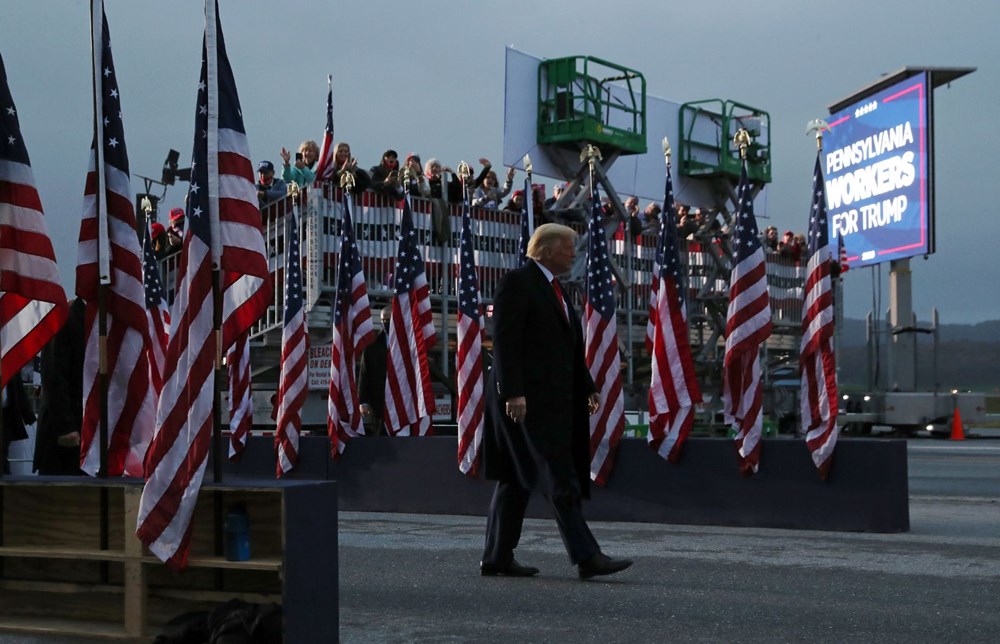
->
[824,72,933,266]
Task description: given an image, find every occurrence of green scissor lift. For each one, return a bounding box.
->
[678,99,771,183]
[537,56,646,156]
[678,99,785,435]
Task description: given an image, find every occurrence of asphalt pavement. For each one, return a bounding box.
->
[334,434,1000,643]
[3,437,999,643]
[335,497,1000,643]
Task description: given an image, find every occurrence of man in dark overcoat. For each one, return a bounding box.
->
[480,223,633,580]
[358,306,392,436]
[2,370,36,475]
[34,297,86,475]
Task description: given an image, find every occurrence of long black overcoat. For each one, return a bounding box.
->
[482,261,596,498]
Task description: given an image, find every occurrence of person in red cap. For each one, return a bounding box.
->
[166,207,184,255]
[502,189,525,214]
[150,222,167,258]
[778,230,801,262]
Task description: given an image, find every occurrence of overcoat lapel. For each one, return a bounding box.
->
[527,262,573,332]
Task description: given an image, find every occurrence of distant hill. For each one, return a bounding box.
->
[836,318,1000,348]
[836,319,1000,392]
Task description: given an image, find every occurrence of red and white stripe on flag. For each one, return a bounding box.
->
[227,332,252,461]
[327,318,366,459]
[137,0,270,570]
[800,155,838,479]
[275,210,307,477]
[312,76,335,186]
[456,201,484,476]
[142,222,170,400]
[137,225,215,570]
[146,300,170,396]
[722,164,771,476]
[76,7,154,478]
[648,271,702,463]
[584,189,625,486]
[456,309,484,475]
[647,168,702,463]
[0,52,69,388]
[327,196,374,459]
[384,197,437,436]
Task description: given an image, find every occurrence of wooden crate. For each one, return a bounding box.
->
[0,477,337,641]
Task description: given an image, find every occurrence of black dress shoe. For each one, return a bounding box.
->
[578,553,633,580]
[480,559,540,577]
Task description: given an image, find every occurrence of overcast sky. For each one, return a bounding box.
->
[3,0,998,323]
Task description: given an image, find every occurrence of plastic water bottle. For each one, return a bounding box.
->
[224,503,251,562]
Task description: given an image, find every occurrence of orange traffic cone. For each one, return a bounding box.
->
[950,407,965,441]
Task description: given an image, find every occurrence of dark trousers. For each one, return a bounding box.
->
[482,480,600,566]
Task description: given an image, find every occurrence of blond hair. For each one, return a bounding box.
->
[526,223,576,261]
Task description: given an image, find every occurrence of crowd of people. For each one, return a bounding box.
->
[244,140,575,225]
[761,225,807,263]
[148,138,813,272]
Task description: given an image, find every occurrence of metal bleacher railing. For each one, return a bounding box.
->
[158,187,806,368]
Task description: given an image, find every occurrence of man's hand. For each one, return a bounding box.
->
[56,432,81,448]
[505,396,526,424]
[587,393,601,416]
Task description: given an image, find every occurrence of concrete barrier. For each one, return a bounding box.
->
[223,436,909,533]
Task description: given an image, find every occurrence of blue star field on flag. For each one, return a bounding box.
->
[0,60,30,165]
[731,164,763,265]
[95,12,130,179]
[284,211,303,320]
[185,47,211,247]
[334,200,361,327]
[807,156,829,258]
[394,197,427,297]
[142,225,165,309]
[587,188,616,320]
[517,177,531,266]
[185,22,247,251]
[459,199,481,318]
[656,167,685,309]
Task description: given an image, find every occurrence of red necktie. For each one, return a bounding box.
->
[552,278,568,321]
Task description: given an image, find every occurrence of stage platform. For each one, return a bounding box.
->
[225,436,909,533]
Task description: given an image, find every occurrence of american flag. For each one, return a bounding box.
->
[227,332,252,461]
[141,222,170,398]
[137,0,271,569]
[647,167,702,463]
[0,52,68,390]
[327,194,374,458]
[837,235,849,275]
[275,207,308,476]
[722,161,772,476]
[312,75,335,185]
[800,155,838,479]
[584,184,625,485]
[76,6,154,477]
[456,197,484,476]
[516,175,532,266]
[384,196,437,436]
